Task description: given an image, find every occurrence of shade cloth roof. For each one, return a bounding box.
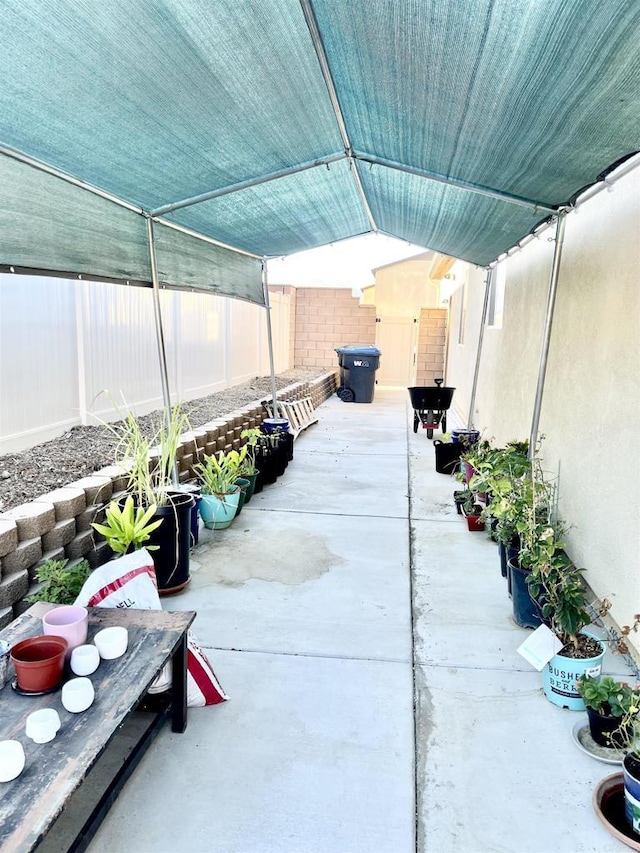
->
[1,0,639,303]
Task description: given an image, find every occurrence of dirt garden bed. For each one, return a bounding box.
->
[0,368,326,512]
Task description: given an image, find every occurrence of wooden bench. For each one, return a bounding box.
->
[0,603,195,852]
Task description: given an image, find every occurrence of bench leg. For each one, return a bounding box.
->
[171,632,188,733]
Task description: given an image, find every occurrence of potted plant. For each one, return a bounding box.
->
[91,496,163,555]
[459,438,491,485]
[193,450,242,530]
[499,460,550,624]
[220,445,251,515]
[252,430,278,490]
[109,405,195,595]
[239,429,260,501]
[623,733,640,837]
[587,677,640,838]
[577,675,640,748]
[523,492,606,709]
[469,440,530,575]
[459,489,485,531]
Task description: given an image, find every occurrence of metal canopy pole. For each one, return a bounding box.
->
[298,0,377,232]
[262,260,279,419]
[529,212,567,458]
[147,217,178,484]
[353,152,556,214]
[151,153,346,217]
[467,269,491,429]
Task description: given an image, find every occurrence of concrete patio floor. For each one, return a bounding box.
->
[84,388,631,853]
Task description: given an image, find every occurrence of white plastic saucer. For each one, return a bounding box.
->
[572,717,625,765]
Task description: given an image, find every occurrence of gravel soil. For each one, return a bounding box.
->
[0,368,326,512]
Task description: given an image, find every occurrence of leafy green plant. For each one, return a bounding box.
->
[578,675,640,718]
[92,496,163,555]
[193,449,245,497]
[458,488,478,515]
[518,462,589,650]
[239,428,261,476]
[26,558,92,604]
[578,675,640,751]
[103,402,191,507]
[460,439,492,473]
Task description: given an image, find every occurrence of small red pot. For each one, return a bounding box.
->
[10,635,68,692]
[463,506,485,531]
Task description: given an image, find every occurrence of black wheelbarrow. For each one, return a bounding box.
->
[407,379,455,438]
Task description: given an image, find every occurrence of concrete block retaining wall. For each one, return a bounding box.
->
[0,371,337,622]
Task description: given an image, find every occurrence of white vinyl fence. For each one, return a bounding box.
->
[0,275,292,453]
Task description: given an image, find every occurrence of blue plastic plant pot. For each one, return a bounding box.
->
[623,754,640,835]
[509,561,542,628]
[198,488,241,530]
[542,634,606,711]
[262,418,289,433]
[451,429,480,445]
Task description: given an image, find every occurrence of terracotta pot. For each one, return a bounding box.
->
[593,772,640,850]
[11,635,68,692]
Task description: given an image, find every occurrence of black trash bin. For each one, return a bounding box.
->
[334,345,381,403]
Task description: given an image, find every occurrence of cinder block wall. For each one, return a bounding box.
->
[0,372,337,624]
[415,308,447,385]
[294,289,377,368]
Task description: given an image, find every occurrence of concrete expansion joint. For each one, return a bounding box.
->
[248,506,408,520]
[209,645,411,665]
[416,660,541,675]
[298,449,410,458]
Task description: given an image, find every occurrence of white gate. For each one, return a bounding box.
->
[374,316,419,386]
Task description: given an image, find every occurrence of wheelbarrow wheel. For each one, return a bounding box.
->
[441,413,447,433]
[413,412,419,433]
[427,427,434,439]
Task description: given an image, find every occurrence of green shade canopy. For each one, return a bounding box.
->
[1,0,639,298]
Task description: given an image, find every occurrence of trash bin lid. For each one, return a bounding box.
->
[334,345,381,356]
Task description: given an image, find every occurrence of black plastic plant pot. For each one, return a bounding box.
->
[505,539,520,597]
[147,492,195,596]
[169,482,202,549]
[255,447,277,487]
[498,542,508,578]
[586,707,628,748]
[273,441,288,477]
[433,440,463,475]
[283,431,294,462]
[508,560,543,629]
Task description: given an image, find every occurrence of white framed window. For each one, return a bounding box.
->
[487,263,506,328]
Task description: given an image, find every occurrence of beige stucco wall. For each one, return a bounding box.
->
[446,167,640,645]
[369,254,440,316]
[440,262,477,422]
